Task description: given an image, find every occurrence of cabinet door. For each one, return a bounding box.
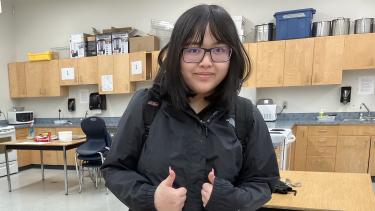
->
[293,126,308,170]
[306,156,335,172]
[77,56,98,84]
[256,40,285,87]
[335,136,371,173]
[312,36,344,85]
[31,128,58,165]
[343,33,375,70]
[98,55,114,94]
[16,128,31,167]
[114,54,135,93]
[244,43,257,87]
[283,38,314,86]
[59,58,78,85]
[8,62,27,98]
[43,60,66,97]
[369,137,375,176]
[25,61,44,97]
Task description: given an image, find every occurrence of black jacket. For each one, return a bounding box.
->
[101,89,280,211]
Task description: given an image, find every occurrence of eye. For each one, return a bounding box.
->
[185,48,202,54]
[212,47,228,54]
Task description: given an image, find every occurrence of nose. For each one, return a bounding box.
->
[199,51,213,66]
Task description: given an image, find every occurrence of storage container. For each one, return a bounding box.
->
[27,51,57,61]
[58,131,72,142]
[312,21,331,37]
[274,8,316,40]
[332,18,350,35]
[354,18,374,34]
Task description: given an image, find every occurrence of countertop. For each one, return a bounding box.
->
[265,170,375,210]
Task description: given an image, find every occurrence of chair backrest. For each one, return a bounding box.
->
[78,117,111,156]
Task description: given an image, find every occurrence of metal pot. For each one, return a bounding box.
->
[312,21,331,37]
[332,18,350,35]
[354,18,374,34]
[255,23,274,42]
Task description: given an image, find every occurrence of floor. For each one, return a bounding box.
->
[0,168,129,211]
[1,169,375,211]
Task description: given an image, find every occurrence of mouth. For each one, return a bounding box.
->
[194,72,214,80]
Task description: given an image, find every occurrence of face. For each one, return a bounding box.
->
[180,26,230,98]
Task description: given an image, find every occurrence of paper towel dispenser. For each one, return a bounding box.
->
[89,92,107,110]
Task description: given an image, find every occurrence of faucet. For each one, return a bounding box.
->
[84,110,89,118]
[360,103,371,117]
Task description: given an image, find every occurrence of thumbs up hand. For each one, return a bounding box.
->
[154,167,187,211]
[201,169,216,207]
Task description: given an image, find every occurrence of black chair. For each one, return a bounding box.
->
[75,117,111,192]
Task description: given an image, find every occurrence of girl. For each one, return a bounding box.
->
[102,4,279,211]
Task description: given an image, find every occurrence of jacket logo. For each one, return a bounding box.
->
[226,118,235,128]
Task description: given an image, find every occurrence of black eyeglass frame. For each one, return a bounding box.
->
[181,47,233,63]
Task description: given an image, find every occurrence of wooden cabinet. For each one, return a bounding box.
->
[59,57,98,85]
[343,33,375,70]
[8,62,27,98]
[25,60,68,97]
[335,136,370,173]
[15,128,31,167]
[293,126,308,170]
[256,40,285,87]
[305,126,338,172]
[98,55,135,94]
[312,36,345,85]
[30,128,57,165]
[283,38,314,86]
[244,43,257,87]
[369,137,375,176]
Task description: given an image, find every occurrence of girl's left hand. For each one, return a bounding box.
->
[201,169,215,207]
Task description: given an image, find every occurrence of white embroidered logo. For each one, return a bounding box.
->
[226,118,235,127]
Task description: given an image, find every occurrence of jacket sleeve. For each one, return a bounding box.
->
[205,104,280,211]
[101,89,157,211]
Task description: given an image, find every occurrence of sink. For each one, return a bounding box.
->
[53,119,68,125]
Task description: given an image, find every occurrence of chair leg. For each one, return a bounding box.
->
[95,168,98,188]
[79,160,84,193]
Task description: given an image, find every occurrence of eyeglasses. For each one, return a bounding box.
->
[182,46,232,63]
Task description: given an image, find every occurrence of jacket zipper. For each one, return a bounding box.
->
[200,111,219,139]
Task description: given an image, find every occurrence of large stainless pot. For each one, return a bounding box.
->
[354,18,374,34]
[312,21,331,37]
[255,23,274,42]
[332,18,350,35]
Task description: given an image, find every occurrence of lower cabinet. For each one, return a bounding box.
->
[293,125,374,175]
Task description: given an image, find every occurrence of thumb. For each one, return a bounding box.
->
[164,166,176,187]
[208,168,215,184]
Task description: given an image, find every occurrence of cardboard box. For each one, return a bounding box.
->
[129,51,152,81]
[112,32,129,54]
[96,34,112,55]
[86,35,97,57]
[151,51,160,80]
[129,36,160,53]
[103,27,134,34]
[70,33,89,58]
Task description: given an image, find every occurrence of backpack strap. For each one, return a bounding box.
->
[234,96,254,154]
[142,84,162,144]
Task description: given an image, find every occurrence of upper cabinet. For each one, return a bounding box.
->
[98,55,135,94]
[244,43,257,87]
[283,38,314,86]
[25,60,68,97]
[59,57,98,85]
[8,62,27,98]
[256,40,285,87]
[312,36,345,85]
[343,33,375,70]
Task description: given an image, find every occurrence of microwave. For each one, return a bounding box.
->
[7,111,34,125]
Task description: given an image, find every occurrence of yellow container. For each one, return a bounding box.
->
[28,51,58,61]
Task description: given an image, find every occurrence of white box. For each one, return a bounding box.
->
[58,131,73,142]
[96,34,112,55]
[70,33,88,58]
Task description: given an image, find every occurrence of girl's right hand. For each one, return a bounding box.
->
[154,167,187,211]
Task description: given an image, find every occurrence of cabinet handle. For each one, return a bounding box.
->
[319,129,328,133]
[319,138,327,142]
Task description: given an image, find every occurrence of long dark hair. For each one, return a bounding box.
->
[154,4,250,111]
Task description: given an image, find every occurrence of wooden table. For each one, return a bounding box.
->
[0,139,85,195]
[265,171,375,210]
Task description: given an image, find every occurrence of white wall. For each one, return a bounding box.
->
[3,0,375,117]
[0,0,15,118]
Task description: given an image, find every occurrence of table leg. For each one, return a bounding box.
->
[63,146,68,195]
[5,147,12,192]
[40,150,44,180]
